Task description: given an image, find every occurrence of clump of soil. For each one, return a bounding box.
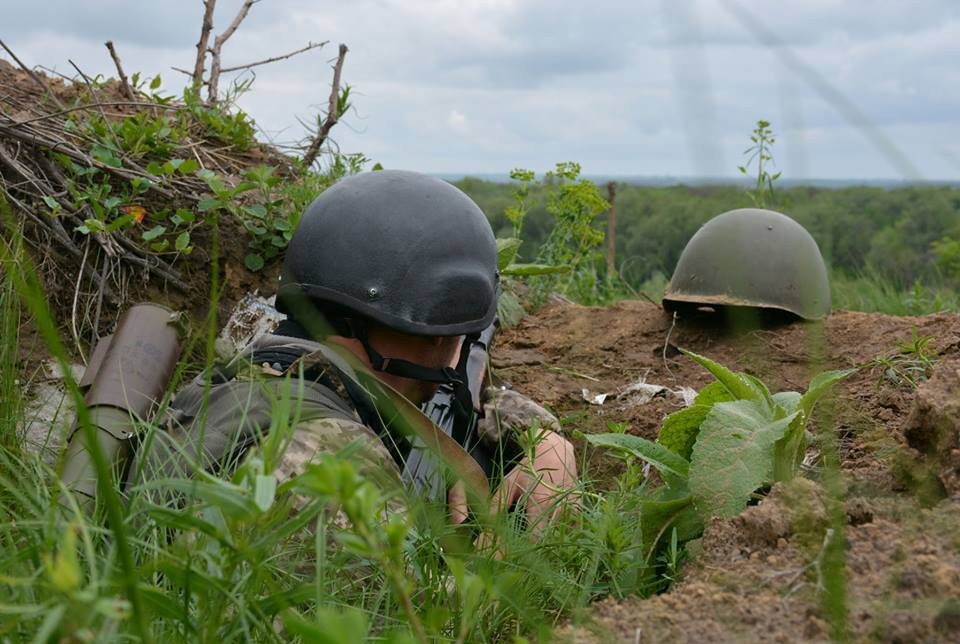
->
[491,300,960,642]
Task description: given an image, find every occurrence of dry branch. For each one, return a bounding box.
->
[302,44,348,168]
[193,0,217,91]
[207,0,258,103]
[104,41,135,100]
[220,40,328,73]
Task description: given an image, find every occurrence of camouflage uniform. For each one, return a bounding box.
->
[131,333,561,519]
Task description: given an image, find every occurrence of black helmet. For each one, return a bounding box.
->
[662,208,831,320]
[277,170,499,336]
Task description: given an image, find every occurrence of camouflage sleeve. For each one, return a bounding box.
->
[273,416,407,521]
[476,386,562,449]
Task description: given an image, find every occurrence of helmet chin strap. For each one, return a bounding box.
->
[350,319,476,416]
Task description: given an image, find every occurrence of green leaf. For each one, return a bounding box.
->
[170,209,195,225]
[281,607,369,644]
[253,474,277,512]
[41,195,60,211]
[800,368,856,420]
[175,231,190,252]
[243,204,267,219]
[90,144,121,168]
[150,239,169,252]
[657,404,711,461]
[501,262,570,277]
[694,380,736,406]
[82,218,105,233]
[142,224,165,241]
[639,493,702,562]
[772,391,801,416]
[244,253,265,271]
[131,176,152,194]
[145,161,163,176]
[177,158,198,174]
[149,74,162,90]
[140,478,258,521]
[197,198,220,212]
[680,349,763,402]
[106,214,134,232]
[143,505,234,547]
[496,237,522,271]
[586,433,689,488]
[688,400,798,519]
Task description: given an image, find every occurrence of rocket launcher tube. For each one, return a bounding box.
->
[61,303,185,510]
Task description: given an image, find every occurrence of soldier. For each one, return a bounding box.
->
[132,170,577,531]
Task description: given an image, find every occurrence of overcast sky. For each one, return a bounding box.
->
[3,0,959,180]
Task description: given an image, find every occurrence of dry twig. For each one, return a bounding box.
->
[220,40,328,73]
[302,44,348,168]
[207,0,258,103]
[193,0,218,91]
[104,41,135,100]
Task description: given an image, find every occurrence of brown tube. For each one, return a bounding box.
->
[61,303,185,511]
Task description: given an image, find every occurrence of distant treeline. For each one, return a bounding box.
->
[455,178,960,287]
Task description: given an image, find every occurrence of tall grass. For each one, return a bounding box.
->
[1,196,662,640]
[0,223,22,452]
[830,270,959,315]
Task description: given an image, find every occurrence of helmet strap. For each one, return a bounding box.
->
[351,319,476,415]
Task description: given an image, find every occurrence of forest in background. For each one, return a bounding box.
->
[456,178,960,312]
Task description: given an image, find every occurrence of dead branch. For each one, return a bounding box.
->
[220,40,328,73]
[0,39,66,110]
[0,123,181,199]
[193,0,218,91]
[104,41,135,100]
[302,44,348,168]
[68,60,122,152]
[2,101,180,128]
[207,0,258,103]
[171,66,196,79]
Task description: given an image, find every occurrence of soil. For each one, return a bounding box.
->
[0,59,285,344]
[490,300,960,643]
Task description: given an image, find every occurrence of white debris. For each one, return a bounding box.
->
[20,360,85,462]
[675,386,698,407]
[581,378,700,408]
[216,293,286,359]
[619,379,670,405]
[582,389,609,405]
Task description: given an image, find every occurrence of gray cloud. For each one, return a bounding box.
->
[2,0,958,179]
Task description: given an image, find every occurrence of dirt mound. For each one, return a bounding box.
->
[0,58,288,340]
[903,355,960,497]
[491,301,960,642]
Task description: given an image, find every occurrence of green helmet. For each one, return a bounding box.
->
[662,208,831,320]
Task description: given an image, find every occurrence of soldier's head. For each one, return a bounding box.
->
[276,169,499,401]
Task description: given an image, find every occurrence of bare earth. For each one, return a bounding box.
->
[491,300,960,643]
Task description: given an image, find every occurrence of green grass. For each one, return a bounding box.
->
[830,270,959,316]
[0,224,22,452]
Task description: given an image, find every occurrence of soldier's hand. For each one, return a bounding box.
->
[490,429,578,533]
[447,479,469,525]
